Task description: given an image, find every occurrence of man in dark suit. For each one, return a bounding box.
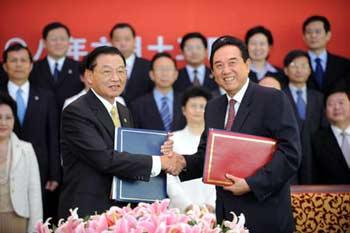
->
[130,52,186,131]
[303,15,350,94]
[59,46,176,219]
[30,22,84,112]
[172,36,301,233]
[312,89,350,184]
[2,44,60,220]
[110,23,153,105]
[282,50,328,184]
[174,32,220,96]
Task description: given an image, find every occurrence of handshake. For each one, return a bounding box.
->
[159,136,187,176]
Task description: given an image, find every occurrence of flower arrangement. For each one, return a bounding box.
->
[36,199,249,233]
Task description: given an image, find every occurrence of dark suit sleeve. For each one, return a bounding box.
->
[61,104,153,181]
[47,92,61,182]
[245,92,301,201]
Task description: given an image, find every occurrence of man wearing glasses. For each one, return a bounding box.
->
[58,46,175,219]
[174,32,220,96]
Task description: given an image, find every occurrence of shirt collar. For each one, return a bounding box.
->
[125,54,136,78]
[226,78,249,104]
[250,62,277,73]
[8,80,30,98]
[288,83,307,93]
[47,56,65,73]
[90,88,117,113]
[186,64,205,75]
[308,50,328,64]
[153,88,174,103]
[331,125,350,135]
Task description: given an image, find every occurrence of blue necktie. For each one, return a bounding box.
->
[16,88,26,125]
[296,89,306,120]
[53,62,60,81]
[314,58,324,88]
[160,96,171,131]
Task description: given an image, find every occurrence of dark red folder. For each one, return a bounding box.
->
[203,128,276,186]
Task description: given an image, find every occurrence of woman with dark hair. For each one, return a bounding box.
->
[0,93,42,233]
[167,87,216,213]
[245,26,286,87]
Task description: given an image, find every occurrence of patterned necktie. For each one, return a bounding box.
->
[296,89,306,120]
[193,69,201,86]
[225,99,236,130]
[16,88,26,126]
[160,96,171,131]
[53,62,60,81]
[340,131,350,168]
[110,106,121,128]
[314,58,324,88]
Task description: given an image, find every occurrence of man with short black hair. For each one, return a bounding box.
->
[312,88,350,184]
[282,49,328,184]
[30,22,84,112]
[172,36,301,233]
[59,46,176,219]
[302,15,350,94]
[174,32,219,95]
[110,23,153,105]
[2,43,60,221]
[130,52,186,131]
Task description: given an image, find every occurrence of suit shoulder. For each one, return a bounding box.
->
[328,52,350,63]
[135,57,150,66]
[131,93,153,106]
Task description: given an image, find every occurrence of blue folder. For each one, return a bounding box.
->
[111,127,168,203]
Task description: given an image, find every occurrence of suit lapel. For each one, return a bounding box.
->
[42,58,55,87]
[212,95,227,129]
[203,67,212,86]
[231,82,254,132]
[10,133,22,171]
[117,102,131,127]
[86,90,115,139]
[326,127,350,170]
[149,94,165,129]
[56,58,72,87]
[22,86,40,128]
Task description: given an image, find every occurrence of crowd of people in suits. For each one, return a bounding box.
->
[0,14,349,233]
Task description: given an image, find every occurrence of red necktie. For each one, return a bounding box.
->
[225,99,236,130]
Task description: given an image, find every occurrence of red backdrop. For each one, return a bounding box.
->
[1,0,349,67]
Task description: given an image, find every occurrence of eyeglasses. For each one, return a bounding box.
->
[154,67,176,74]
[305,29,324,36]
[184,45,205,52]
[46,36,70,42]
[95,67,127,79]
[288,63,310,70]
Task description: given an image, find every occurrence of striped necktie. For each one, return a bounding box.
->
[160,96,171,131]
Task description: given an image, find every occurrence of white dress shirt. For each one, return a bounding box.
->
[91,88,161,177]
[167,126,216,212]
[224,78,249,125]
[47,56,65,75]
[186,64,206,86]
[125,54,136,79]
[7,81,30,107]
[331,125,350,167]
[308,50,328,72]
[288,84,308,104]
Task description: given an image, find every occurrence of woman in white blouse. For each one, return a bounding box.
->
[0,93,42,233]
[167,87,216,212]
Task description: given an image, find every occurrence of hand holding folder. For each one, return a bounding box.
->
[203,128,277,186]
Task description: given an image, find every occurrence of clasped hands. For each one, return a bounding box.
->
[160,134,186,176]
